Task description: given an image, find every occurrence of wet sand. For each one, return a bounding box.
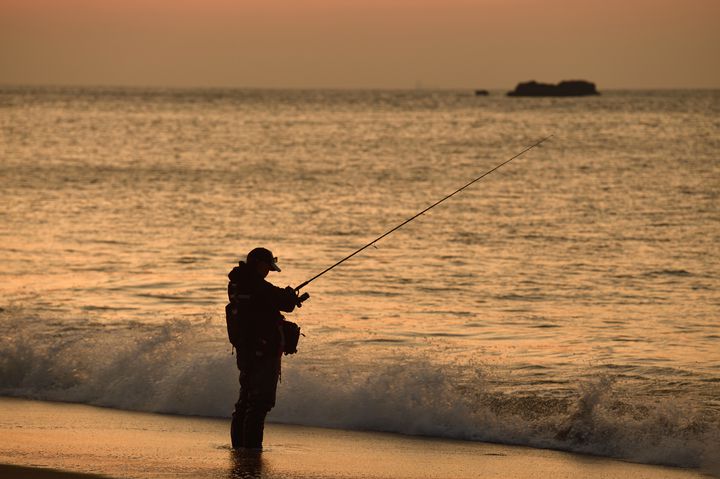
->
[0,398,712,479]
[0,464,112,478]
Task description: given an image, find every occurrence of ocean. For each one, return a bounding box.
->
[1,86,718,470]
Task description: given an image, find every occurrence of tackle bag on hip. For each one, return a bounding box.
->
[280,319,301,355]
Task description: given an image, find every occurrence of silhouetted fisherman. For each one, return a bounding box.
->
[225,247,306,450]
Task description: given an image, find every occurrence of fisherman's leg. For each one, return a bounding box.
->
[231,366,251,448]
[242,405,268,449]
[242,356,280,449]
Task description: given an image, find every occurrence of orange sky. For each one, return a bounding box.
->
[0,0,718,89]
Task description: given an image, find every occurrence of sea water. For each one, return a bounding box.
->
[1,87,718,469]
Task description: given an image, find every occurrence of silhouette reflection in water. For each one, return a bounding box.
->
[229,449,265,479]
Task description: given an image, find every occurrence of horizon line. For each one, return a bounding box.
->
[1,82,719,92]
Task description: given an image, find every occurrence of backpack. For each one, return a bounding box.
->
[225,302,245,348]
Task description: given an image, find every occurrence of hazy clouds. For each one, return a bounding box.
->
[1,0,718,88]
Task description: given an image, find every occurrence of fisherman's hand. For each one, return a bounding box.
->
[284,286,300,307]
[284,286,309,307]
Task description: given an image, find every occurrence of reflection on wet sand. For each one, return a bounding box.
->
[229,450,265,479]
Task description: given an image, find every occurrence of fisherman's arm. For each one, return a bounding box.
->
[256,282,304,312]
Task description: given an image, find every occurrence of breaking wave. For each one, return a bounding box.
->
[1,310,718,474]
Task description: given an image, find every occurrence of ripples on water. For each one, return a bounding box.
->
[1,87,718,468]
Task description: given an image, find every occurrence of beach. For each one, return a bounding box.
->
[1,398,714,479]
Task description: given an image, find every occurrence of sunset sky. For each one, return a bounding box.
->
[1,0,718,89]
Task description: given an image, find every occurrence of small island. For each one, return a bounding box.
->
[507,80,599,97]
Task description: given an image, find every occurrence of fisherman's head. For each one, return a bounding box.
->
[247,247,281,278]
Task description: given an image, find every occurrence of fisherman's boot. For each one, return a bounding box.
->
[230,410,244,448]
[243,407,268,450]
[231,394,249,449]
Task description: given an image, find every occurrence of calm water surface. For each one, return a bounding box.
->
[1,87,718,468]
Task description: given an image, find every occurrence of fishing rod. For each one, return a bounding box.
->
[294,135,553,294]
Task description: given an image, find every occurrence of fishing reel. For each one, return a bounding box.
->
[296,291,310,308]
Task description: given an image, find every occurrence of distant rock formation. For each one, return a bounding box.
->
[474,89,489,96]
[507,80,599,97]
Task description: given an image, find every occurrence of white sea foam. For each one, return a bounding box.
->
[1,314,717,472]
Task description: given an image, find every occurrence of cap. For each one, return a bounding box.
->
[246,247,281,272]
